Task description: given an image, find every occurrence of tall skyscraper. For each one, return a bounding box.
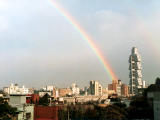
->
[129,47,143,95]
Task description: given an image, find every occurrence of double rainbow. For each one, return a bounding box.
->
[49,0,118,81]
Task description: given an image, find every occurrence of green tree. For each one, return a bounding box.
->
[127,97,153,119]
[39,93,50,106]
[84,107,98,119]
[155,77,160,85]
[0,97,17,119]
[113,102,127,109]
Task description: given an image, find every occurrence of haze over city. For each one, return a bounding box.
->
[0,0,160,88]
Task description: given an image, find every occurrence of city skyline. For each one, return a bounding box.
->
[0,0,160,88]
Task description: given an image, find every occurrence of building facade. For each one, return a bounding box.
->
[9,95,34,120]
[129,47,143,95]
[108,80,129,97]
[58,88,72,97]
[89,80,102,96]
[3,84,29,95]
[70,83,80,95]
[121,84,129,97]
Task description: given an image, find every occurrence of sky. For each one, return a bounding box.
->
[0,0,160,88]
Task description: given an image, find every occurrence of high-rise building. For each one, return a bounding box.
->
[89,80,102,96]
[108,79,129,96]
[129,47,143,95]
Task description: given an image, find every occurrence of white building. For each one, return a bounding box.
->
[46,85,55,91]
[89,80,102,96]
[70,83,80,95]
[41,85,55,91]
[3,84,29,95]
[9,95,34,120]
[142,80,146,88]
[129,47,143,95]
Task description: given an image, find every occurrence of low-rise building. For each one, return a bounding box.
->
[121,84,129,97]
[58,88,72,97]
[3,84,29,95]
[9,94,34,120]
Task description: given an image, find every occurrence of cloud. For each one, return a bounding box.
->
[80,9,160,84]
[94,11,127,31]
[0,16,9,32]
[0,0,8,9]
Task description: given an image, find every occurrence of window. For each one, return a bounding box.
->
[26,112,31,119]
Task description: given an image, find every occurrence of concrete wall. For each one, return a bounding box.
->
[9,95,34,120]
[10,95,26,105]
[15,105,34,120]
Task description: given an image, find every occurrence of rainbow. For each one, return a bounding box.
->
[49,0,118,81]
